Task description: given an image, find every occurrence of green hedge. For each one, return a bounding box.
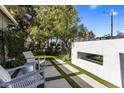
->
[33,49,60,56]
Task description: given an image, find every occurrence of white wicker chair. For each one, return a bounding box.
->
[23,51,38,63]
[0,51,46,88]
[0,63,45,88]
[23,51,45,70]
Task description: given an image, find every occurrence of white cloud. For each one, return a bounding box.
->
[89,5,98,10]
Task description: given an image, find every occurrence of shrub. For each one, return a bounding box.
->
[33,50,45,55]
[2,56,26,69]
[5,30,25,58]
[57,53,71,63]
[33,48,60,56]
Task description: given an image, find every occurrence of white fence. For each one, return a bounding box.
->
[71,39,124,87]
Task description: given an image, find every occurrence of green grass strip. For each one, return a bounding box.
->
[68,72,83,77]
[46,72,82,81]
[35,56,56,59]
[46,75,63,81]
[50,59,81,88]
[46,63,68,67]
[69,63,119,88]
[37,84,44,88]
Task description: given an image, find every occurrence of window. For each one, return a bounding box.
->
[77,52,103,65]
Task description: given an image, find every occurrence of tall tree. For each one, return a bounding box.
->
[6,5,92,56]
[32,5,79,52]
[5,5,37,55]
[87,31,95,40]
[78,24,88,41]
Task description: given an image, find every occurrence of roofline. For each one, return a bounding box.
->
[0,5,18,25]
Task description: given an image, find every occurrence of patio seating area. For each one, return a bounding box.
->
[0,5,123,88]
[0,51,46,88]
[0,49,119,88]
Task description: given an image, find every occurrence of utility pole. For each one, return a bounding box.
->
[111,13,113,39]
[104,9,118,39]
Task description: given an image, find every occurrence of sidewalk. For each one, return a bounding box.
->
[44,59,107,88]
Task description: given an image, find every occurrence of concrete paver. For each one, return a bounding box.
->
[46,78,72,88]
[71,74,92,88]
[54,59,65,64]
[59,64,79,74]
[45,60,52,66]
[74,74,107,88]
[45,66,61,78]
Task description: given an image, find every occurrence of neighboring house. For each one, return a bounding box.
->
[0,5,18,63]
[113,35,124,39]
[95,35,124,40]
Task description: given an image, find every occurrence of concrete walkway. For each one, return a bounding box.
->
[44,59,107,88]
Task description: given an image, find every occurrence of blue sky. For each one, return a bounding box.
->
[75,5,124,37]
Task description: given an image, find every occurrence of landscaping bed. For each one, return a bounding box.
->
[86,54,103,62]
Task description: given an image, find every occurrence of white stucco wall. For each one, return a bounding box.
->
[72,39,124,87]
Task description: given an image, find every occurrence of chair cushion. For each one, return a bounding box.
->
[0,65,11,82]
[23,51,34,59]
[26,58,38,63]
[23,51,38,63]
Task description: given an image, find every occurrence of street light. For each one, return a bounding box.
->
[104,9,118,39]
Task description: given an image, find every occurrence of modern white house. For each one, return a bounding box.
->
[0,5,18,63]
[72,39,124,87]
